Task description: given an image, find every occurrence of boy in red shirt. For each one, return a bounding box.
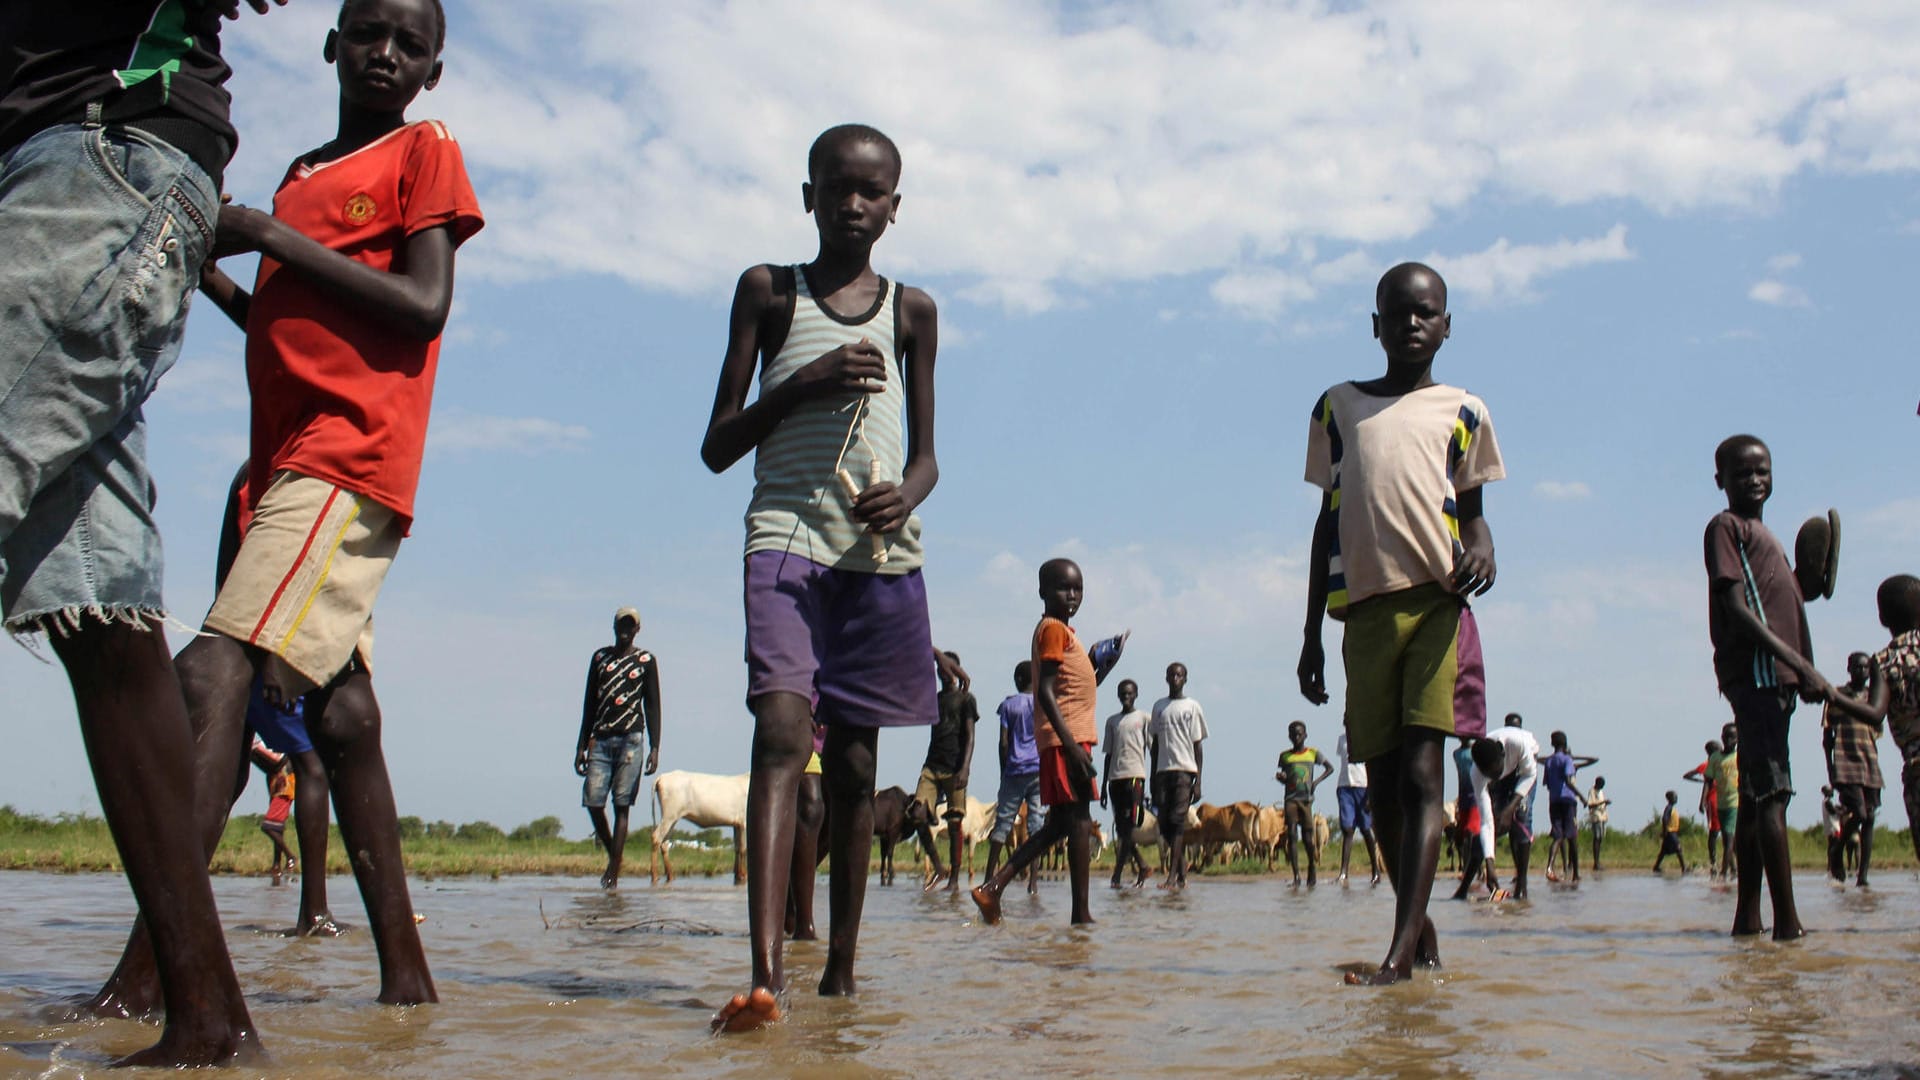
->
[971,558,1123,926]
[92,0,481,1013]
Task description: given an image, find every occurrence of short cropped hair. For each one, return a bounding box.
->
[338,0,447,54]
[1470,738,1505,777]
[808,124,902,182]
[1013,660,1033,691]
[1375,261,1447,308]
[1714,434,1767,475]
[1877,574,1920,627]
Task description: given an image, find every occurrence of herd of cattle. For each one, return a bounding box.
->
[644,769,1346,886]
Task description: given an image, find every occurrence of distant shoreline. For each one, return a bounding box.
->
[3,806,1908,878]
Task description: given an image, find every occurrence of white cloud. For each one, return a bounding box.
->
[427,412,591,455]
[1534,480,1593,501]
[1427,225,1635,303]
[1748,279,1812,308]
[215,3,1920,314]
[1766,252,1803,273]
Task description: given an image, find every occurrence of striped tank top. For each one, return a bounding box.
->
[744,267,924,572]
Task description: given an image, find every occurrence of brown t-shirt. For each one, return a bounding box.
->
[1704,510,1811,691]
[1031,616,1098,750]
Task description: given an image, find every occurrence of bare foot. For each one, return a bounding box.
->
[970,885,1002,925]
[600,869,619,890]
[710,987,781,1034]
[111,1024,265,1068]
[295,915,346,938]
[1344,964,1409,986]
[1132,868,1153,889]
[1773,924,1806,942]
[923,869,949,893]
[791,925,818,942]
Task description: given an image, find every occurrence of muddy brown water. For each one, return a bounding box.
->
[3,869,1918,1078]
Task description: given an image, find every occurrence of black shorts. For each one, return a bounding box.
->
[1834,783,1880,823]
[1549,798,1580,840]
[1108,777,1145,832]
[1659,833,1683,855]
[1727,685,1795,804]
[1153,771,1196,838]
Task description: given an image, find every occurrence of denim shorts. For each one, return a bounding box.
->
[991,771,1041,842]
[0,120,216,632]
[1337,785,1372,832]
[583,732,645,808]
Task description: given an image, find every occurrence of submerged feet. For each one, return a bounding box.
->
[970,885,1002,925]
[711,987,781,1034]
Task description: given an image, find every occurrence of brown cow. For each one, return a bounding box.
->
[1185,801,1263,871]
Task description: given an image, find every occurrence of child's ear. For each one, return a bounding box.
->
[1441,312,1452,339]
[424,59,442,91]
[1371,312,1382,340]
[889,193,901,224]
[801,181,815,215]
[323,28,339,64]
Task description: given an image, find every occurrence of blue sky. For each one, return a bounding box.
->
[7,1,1920,837]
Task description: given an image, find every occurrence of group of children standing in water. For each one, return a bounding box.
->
[4,0,1918,1065]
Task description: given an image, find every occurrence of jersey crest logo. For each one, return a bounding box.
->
[343,192,378,225]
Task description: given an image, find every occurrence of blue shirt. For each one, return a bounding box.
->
[1543,750,1578,803]
[998,693,1038,776]
[1453,744,1475,802]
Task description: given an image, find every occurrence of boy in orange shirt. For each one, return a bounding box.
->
[972,558,1123,926]
[90,0,481,1016]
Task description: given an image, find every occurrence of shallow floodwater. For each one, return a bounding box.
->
[3,867,1918,1078]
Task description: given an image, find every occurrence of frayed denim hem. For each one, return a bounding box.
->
[5,603,187,649]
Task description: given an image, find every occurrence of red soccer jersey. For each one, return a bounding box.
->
[243,120,484,533]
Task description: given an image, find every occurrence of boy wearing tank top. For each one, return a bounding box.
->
[702,123,941,1033]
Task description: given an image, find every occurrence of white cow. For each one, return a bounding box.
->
[925,795,996,880]
[649,770,749,885]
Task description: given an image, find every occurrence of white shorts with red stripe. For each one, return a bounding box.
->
[204,470,397,692]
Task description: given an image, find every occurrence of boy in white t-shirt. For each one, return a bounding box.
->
[1102,678,1153,888]
[1334,733,1381,884]
[1149,662,1208,890]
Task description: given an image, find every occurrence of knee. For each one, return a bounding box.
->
[825,756,876,803]
[311,694,380,750]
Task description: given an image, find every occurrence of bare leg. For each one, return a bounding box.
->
[944,810,965,892]
[984,838,1005,883]
[603,805,631,889]
[1855,812,1874,887]
[788,773,824,940]
[1347,729,1446,986]
[1065,803,1095,924]
[1363,828,1381,883]
[306,669,436,1004]
[53,623,261,1065]
[1731,802,1763,935]
[1754,797,1802,940]
[819,722,877,995]
[85,631,255,1020]
[1339,827,1354,881]
[289,748,339,933]
[972,802,1075,924]
[713,691,808,1032]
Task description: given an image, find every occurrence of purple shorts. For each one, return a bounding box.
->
[743,550,936,728]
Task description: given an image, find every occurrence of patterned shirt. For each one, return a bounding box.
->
[1871,630,1920,767]
[1304,382,1504,617]
[1824,687,1883,789]
[1278,748,1325,804]
[581,646,657,741]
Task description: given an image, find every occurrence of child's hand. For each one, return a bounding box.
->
[1799,670,1834,705]
[794,340,888,398]
[849,480,910,534]
[1451,540,1497,596]
[209,202,273,260]
[574,745,591,777]
[1297,639,1330,704]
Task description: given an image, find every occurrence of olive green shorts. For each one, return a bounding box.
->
[1341,583,1485,763]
